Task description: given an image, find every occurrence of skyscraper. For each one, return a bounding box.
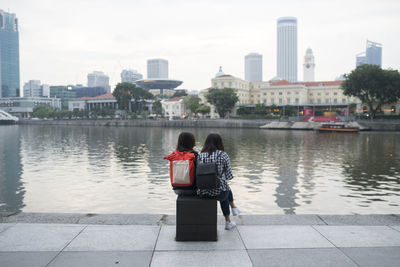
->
[245,53,263,82]
[277,17,297,82]
[0,10,20,97]
[87,71,111,93]
[303,48,315,82]
[121,69,143,83]
[356,40,382,67]
[23,80,41,97]
[147,59,168,79]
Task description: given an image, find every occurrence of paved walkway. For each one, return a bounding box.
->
[1,213,400,267]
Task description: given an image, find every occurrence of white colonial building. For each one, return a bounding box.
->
[199,67,375,118]
[161,97,186,119]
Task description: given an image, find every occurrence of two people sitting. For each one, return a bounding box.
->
[170,132,240,230]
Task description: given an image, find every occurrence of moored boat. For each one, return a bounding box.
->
[317,123,360,133]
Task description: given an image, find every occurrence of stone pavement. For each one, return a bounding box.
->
[0,213,400,267]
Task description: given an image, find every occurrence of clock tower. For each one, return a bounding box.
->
[303,48,315,81]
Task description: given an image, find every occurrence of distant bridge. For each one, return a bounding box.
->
[0,110,19,124]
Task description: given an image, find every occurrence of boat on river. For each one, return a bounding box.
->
[317,123,360,133]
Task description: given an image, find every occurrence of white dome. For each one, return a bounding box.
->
[215,66,225,77]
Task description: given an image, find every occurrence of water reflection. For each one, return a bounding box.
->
[0,126,24,212]
[0,125,399,214]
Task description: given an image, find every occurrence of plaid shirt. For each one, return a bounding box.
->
[197,150,234,197]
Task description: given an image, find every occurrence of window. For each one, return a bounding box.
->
[317,92,321,96]
[310,93,313,96]
[310,99,314,104]
[287,98,291,104]
[287,92,291,95]
[334,92,338,96]
[263,99,267,104]
[228,82,232,87]
[271,99,275,104]
[317,99,321,104]
[213,82,217,87]
[295,98,299,104]
[279,92,282,95]
[271,92,275,96]
[296,92,299,95]
[263,92,266,96]
[325,92,329,96]
[325,99,329,104]
[333,99,337,104]
[279,98,283,104]
[221,82,225,87]
[342,99,346,104]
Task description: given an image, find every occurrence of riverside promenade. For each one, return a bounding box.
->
[1,213,400,266]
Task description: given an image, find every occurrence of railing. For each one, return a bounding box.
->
[0,110,19,122]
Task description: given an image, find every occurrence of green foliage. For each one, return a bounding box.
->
[283,105,297,116]
[342,65,400,118]
[172,91,188,97]
[236,106,253,116]
[197,105,210,115]
[113,82,153,112]
[254,104,267,115]
[152,100,162,115]
[206,88,239,118]
[33,106,54,118]
[184,95,201,114]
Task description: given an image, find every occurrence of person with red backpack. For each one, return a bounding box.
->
[164,132,198,196]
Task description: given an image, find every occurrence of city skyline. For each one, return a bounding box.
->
[2,0,400,92]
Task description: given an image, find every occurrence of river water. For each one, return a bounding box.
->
[0,125,399,215]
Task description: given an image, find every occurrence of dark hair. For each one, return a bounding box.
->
[176,132,196,152]
[201,133,224,153]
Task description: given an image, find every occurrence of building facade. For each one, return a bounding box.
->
[200,68,365,118]
[50,86,77,110]
[356,40,382,67]
[0,97,61,117]
[161,97,186,119]
[87,71,111,93]
[23,80,50,98]
[0,10,20,97]
[245,53,263,82]
[121,69,143,83]
[277,17,297,82]
[147,59,168,79]
[75,86,107,98]
[303,48,315,81]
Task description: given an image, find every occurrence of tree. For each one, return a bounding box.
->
[206,88,239,118]
[197,105,210,116]
[172,91,188,97]
[113,82,135,112]
[254,104,267,116]
[342,65,400,119]
[152,100,162,115]
[237,106,253,116]
[184,95,201,114]
[33,106,54,118]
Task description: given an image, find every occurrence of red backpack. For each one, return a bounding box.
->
[164,150,195,187]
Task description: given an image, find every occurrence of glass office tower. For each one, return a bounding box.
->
[0,10,20,97]
[277,17,297,82]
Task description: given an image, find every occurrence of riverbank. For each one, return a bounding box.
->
[1,213,399,266]
[17,119,400,131]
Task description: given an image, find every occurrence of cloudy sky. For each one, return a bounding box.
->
[3,0,400,92]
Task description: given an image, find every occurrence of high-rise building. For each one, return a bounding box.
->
[23,80,41,97]
[0,10,20,97]
[303,48,315,82]
[87,71,110,93]
[121,69,143,83]
[245,53,263,82]
[50,85,77,110]
[147,59,168,79]
[356,40,382,67]
[277,17,297,82]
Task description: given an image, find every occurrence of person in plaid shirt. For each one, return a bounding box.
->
[197,133,241,230]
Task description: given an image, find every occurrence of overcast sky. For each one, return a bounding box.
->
[3,0,400,92]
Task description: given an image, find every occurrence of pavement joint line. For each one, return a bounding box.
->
[316,215,328,225]
[311,225,362,267]
[388,225,400,233]
[149,225,162,266]
[235,226,255,266]
[44,224,88,267]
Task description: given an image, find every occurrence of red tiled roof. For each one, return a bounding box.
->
[216,74,233,78]
[270,80,292,86]
[94,93,114,99]
[165,97,184,102]
[295,81,343,87]
[75,96,92,100]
